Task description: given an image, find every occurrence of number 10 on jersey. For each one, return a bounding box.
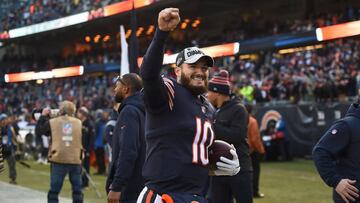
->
[192,117,215,166]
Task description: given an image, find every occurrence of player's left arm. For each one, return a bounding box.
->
[140,8,180,113]
[312,121,350,188]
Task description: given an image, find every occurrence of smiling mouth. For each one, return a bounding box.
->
[191,75,205,81]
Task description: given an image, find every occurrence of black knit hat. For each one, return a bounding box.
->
[208,70,231,95]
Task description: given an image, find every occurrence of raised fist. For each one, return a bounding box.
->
[158,8,180,32]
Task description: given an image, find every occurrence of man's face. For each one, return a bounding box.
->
[206,91,218,107]
[176,59,209,95]
[102,111,110,120]
[76,111,83,120]
[114,81,127,103]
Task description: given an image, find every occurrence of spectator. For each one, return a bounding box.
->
[207,70,251,203]
[77,106,95,189]
[106,73,145,203]
[313,102,360,203]
[36,101,84,203]
[1,114,18,184]
[94,109,108,175]
[245,104,266,199]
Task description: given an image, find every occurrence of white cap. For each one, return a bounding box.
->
[176,47,214,67]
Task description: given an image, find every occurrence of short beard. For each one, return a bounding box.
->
[115,94,123,103]
[180,72,208,95]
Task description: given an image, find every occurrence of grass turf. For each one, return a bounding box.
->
[0,159,332,203]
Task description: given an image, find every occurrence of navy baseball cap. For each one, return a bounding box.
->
[176,47,214,67]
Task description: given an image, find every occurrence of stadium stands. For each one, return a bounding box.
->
[1,0,360,114]
[0,0,123,31]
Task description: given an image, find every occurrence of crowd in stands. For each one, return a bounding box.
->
[193,7,360,47]
[0,74,116,117]
[0,49,121,73]
[1,4,360,110]
[0,0,123,31]
[1,0,359,47]
[1,37,359,121]
[224,38,360,104]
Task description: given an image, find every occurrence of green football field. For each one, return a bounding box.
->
[0,159,332,203]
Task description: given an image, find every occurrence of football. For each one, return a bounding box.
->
[208,140,233,170]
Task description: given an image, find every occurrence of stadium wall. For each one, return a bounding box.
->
[255,102,351,157]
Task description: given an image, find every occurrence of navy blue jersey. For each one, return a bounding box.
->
[313,103,360,191]
[140,29,215,196]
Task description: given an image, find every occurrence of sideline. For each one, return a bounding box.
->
[0,181,72,203]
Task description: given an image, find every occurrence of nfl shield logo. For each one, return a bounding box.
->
[62,123,73,135]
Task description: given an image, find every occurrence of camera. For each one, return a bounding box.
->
[32,108,60,121]
[49,109,60,117]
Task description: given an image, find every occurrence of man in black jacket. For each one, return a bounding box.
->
[106,73,145,203]
[313,102,360,203]
[207,70,252,203]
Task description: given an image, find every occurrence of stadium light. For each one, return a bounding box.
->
[192,19,201,28]
[125,30,131,38]
[180,22,187,29]
[85,36,91,43]
[136,27,144,37]
[94,34,101,43]
[103,35,110,42]
[316,20,360,41]
[239,55,251,60]
[103,0,153,17]
[146,25,155,35]
[4,66,84,83]
[137,42,240,66]
[278,44,323,54]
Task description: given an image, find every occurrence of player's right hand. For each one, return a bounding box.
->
[158,8,180,31]
[335,179,359,203]
[213,149,240,176]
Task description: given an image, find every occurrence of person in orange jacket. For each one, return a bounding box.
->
[245,104,266,198]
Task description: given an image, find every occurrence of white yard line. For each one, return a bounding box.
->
[0,181,72,203]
